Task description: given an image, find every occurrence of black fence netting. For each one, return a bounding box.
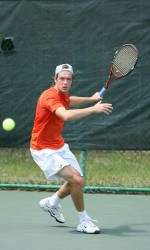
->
[0,0,150,150]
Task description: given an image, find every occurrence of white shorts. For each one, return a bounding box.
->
[30,144,83,182]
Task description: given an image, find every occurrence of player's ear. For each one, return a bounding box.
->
[53,75,57,85]
[70,75,74,85]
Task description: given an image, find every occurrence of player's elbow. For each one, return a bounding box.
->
[56,108,73,121]
[57,112,69,121]
[61,110,73,121]
[55,108,71,121]
[63,114,71,121]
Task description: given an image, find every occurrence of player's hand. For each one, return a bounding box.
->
[94,101,113,115]
[90,92,102,102]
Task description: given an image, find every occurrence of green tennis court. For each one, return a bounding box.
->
[0,190,150,250]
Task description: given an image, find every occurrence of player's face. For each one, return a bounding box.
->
[54,71,73,95]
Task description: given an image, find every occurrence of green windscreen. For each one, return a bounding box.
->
[0,0,149,150]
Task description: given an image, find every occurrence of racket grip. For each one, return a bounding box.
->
[99,87,106,97]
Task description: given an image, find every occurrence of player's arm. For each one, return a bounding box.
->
[69,92,102,107]
[55,101,113,121]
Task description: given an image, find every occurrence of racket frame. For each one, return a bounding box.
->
[99,44,138,97]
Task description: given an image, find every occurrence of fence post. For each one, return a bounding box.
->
[80,150,86,191]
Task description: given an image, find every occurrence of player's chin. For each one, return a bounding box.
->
[61,88,68,94]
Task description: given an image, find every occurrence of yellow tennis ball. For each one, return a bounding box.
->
[2,118,15,131]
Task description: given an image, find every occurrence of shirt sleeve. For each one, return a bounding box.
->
[43,93,63,113]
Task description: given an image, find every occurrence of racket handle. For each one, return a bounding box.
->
[99,87,106,97]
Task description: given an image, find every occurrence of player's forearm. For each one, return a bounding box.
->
[55,102,113,121]
[65,107,96,121]
[70,96,94,107]
[56,106,95,121]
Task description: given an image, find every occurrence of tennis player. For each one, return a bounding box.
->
[30,64,113,234]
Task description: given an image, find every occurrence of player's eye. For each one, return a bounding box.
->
[59,77,65,81]
[59,77,72,81]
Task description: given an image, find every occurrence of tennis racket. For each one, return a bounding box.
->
[99,44,138,96]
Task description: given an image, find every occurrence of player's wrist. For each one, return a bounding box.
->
[89,106,96,114]
[89,96,97,103]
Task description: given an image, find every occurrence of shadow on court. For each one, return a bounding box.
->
[0,191,150,250]
[102,223,149,236]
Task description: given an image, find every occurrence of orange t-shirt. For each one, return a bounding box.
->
[30,87,70,150]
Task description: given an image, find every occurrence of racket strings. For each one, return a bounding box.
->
[113,46,137,76]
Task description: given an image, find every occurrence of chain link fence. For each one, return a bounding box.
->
[0,148,150,192]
